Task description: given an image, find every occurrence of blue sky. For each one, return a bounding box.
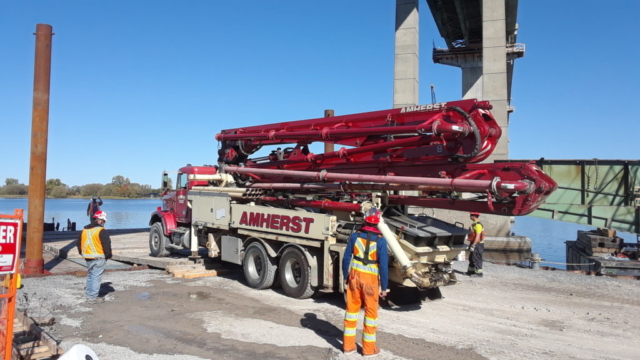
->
[1,1,638,187]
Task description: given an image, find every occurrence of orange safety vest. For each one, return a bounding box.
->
[80,227,106,259]
[470,221,485,243]
[88,201,100,215]
[350,232,380,276]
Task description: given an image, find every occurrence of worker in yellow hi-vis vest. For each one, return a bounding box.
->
[466,212,485,278]
[77,211,112,304]
[342,208,389,358]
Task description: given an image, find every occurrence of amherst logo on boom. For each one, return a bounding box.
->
[400,102,447,113]
[239,211,315,234]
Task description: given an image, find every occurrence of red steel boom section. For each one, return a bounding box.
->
[215,99,556,216]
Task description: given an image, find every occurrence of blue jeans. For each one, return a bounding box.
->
[85,258,107,300]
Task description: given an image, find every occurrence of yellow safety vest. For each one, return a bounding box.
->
[80,227,106,259]
[350,232,379,276]
[471,221,485,244]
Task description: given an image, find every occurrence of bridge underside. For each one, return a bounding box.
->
[426,0,519,50]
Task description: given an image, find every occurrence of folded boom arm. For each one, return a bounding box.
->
[216,99,556,216]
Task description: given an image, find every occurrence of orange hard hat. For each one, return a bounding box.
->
[470,212,480,216]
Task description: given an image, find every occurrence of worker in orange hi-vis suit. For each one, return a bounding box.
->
[342,208,389,358]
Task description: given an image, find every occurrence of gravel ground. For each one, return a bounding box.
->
[17,261,640,360]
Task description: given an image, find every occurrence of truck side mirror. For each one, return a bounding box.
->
[161,172,170,191]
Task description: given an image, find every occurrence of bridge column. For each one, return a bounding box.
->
[482,0,509,164]
[393,0,419,109]
[393,0,421,207]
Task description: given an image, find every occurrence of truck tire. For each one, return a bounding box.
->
[243,242,277,290]
[149,223,170,257]
[279,247,316,299]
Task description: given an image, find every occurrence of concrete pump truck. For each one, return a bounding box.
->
[148,99,556,300]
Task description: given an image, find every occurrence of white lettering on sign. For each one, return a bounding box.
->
[400,102,448,113]
[238,211,315,234]
[0,225,15,243]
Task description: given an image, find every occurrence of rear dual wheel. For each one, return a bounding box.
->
[243,243,277,290]
[279,247,316,299]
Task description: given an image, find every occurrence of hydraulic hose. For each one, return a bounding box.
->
[447,106,481,159]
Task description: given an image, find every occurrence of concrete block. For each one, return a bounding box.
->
[577,231,623,250]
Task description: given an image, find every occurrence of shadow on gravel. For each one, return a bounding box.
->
[300,312,343,351]
[311,291,345,308]
[99,281,115,296]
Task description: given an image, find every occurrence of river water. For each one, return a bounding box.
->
[0,198,160,230]
[1,197,636,270]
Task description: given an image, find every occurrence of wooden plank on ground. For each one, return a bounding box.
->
[166,264,204,273]
[25,350,56,359]
[15,339,43,350]
[172,268,207,278]
[13,311,64,358]
[19,345,49,355]
[181,269,230,279]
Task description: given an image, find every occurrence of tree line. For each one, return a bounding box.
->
[0,176,162,198]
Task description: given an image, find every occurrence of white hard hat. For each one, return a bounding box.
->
[59,344,99,360]
[93,211,107,222]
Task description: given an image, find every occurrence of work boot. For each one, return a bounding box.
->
[343,348,356,355]
[470,273,484,278]
[87,297,105,304]
[363,348,381,358]
[465,271,475,276]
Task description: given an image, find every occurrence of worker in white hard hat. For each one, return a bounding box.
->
[77,210,112,303]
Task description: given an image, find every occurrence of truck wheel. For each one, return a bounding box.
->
[279,247,316,299]
[149,223,170,257]
[243,242,277,290]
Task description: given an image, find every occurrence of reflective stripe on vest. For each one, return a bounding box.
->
[351,232,379,275]
[81,227,105,258]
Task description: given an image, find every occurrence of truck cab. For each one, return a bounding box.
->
[150,165,219,256]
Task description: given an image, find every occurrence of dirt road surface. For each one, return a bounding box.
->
[18,261,639,360]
